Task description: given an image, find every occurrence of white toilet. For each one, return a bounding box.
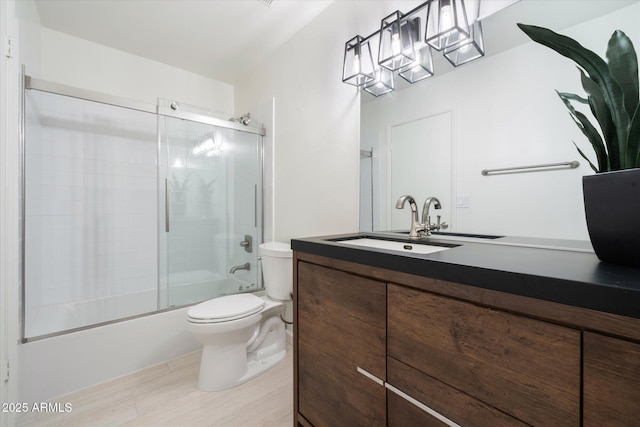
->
[186,241,292,391]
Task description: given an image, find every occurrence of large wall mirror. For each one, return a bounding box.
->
[360,0,640,241]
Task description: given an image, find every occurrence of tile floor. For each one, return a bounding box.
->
[17,347,293,427]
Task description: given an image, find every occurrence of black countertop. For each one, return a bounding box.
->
[291,232,640,319]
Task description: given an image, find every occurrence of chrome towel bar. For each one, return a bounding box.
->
[481,160,579,176]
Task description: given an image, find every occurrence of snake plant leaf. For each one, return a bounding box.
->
[574,110,610,172]
[557,91,608,171]
[606,30,639,119]
[518,23,630,171]
[557,92,588,104]
[628,104,640,167]
[573,141,599,173]
[579,70,620,169]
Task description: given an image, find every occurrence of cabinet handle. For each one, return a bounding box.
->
[356,367,384,386]
[385,383,461,427]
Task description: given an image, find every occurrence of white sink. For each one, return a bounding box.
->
[338,238,452,255]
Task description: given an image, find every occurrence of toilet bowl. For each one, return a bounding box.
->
[186,242,292,391]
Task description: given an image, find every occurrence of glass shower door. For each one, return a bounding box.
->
[159,114,262,308]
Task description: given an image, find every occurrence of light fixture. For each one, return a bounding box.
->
[378,11,416,71]
[399,44,434,83]
[342,35,375,87]
[364,68,395,97]
[425,0,470,51]
[443,20,484,67]
[341,0,487,96]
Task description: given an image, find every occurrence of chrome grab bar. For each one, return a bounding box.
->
[481,160,579,176]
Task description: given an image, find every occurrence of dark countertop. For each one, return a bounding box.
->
[291,232,640,319]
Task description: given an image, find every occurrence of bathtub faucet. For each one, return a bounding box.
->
[229,262,251,274]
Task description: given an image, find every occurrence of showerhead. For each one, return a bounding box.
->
[229,113,251,126]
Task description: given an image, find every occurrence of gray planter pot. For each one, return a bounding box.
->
[583,168,640,268]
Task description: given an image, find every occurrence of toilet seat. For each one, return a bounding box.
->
[187,293,265,324]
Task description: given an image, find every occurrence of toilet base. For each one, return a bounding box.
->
[198,348,286,392]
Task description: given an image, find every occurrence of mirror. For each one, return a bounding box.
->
[360,0,640,241]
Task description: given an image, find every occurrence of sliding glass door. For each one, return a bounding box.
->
[159,114,262,308]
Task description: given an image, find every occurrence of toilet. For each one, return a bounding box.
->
[186,241,292,391]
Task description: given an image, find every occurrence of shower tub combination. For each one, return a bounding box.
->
[22,77,265,342]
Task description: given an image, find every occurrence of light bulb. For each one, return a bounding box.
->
[439,0,453,31]
[352,54,361,75]
[391,32,401,55]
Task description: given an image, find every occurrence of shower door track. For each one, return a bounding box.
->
[157,104,266,136]
[25,75,157,114]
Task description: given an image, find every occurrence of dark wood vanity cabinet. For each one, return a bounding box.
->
[387,283,580,426]
[293,251,640,426]
[295,261,386,427]
[583,332,640,426]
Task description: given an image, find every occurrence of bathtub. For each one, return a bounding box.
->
[25,272,256,339]
[20,274,259,403]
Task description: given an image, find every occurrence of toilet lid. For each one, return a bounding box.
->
[187,293,265,322]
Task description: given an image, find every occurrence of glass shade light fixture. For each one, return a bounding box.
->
[378,11,416,71]
[425,0,469,51]
[399,44,434,83]
[364,68,395,97]
[341,0,487,96]
[342,35,375,86]
[443,20,485,67]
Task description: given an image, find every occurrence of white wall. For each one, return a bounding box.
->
[362,3,640,240]
[234,2,421,243]
[1,1,22,425]
[37,27,234,115]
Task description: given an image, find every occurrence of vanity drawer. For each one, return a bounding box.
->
[387,356,527,427]
[387,283,581,426]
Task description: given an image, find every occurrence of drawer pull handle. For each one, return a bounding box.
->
[356,367,384,386]
[386,383,461,427]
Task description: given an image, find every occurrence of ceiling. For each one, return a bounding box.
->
[34,0,639,88]
[33,0,333,85]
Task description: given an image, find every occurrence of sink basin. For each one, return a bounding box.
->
[336,238,453,255]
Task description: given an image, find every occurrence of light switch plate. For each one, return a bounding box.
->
[457,196,470,208]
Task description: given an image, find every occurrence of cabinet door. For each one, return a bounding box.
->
[296,262,386,427]
[584,332,640,425]
[388,283,581,426]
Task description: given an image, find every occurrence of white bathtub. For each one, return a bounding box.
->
[25,272,256,339]
[19,274,262,404]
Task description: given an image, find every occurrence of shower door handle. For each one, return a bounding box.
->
[165,178,170,232]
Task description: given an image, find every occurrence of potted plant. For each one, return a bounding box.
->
[518,23,640,267]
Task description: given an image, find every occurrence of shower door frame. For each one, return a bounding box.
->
[20,73,266,342]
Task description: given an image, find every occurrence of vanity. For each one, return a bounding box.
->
[291,232,640,426]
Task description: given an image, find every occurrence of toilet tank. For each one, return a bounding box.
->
[259,242,292,301]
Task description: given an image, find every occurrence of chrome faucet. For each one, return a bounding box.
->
[395,195,425,239]
[229,262,250,274]
[421,196,448,236]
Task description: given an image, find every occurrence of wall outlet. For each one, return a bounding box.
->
[456,196,470,208]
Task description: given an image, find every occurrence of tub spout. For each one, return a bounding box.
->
[229,262,250,274]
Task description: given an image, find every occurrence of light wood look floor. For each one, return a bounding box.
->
[18,347,293,427]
